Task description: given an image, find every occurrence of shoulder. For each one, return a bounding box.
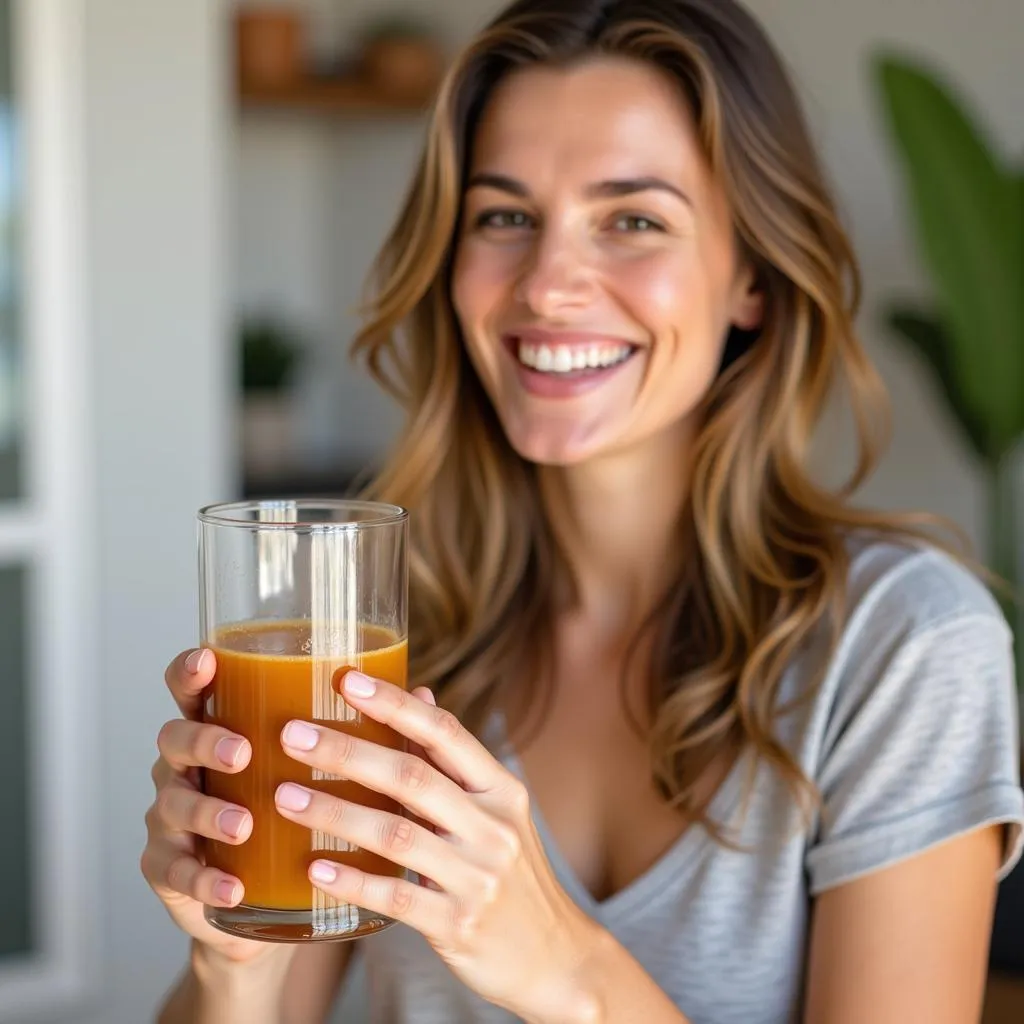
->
[802,534,1023,890]
[837,533,1009,658]
[796,531,1017,771]
[811,532,1017,765]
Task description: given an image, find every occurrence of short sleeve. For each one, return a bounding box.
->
[806,601,1024,895]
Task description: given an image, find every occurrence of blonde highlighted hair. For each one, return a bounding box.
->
[351,0,962,837]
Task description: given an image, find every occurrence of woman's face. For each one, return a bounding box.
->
[450,56,763,466]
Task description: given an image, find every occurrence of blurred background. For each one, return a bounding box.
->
[0,1,1020,1021]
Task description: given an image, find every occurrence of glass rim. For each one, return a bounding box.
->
[197,498,409,531]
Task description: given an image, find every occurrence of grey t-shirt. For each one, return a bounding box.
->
[350,540,1024,1023]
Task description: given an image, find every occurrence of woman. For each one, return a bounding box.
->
[144,1,1023,1021]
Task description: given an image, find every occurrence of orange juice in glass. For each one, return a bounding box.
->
[197,499,408,942]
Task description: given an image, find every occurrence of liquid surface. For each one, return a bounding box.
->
[203,620,408,910]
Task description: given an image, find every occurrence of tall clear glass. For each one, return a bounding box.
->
[197,499,409,942]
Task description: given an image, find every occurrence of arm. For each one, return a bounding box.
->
[802,825,1002,1023]
[158,940,355,1024]
[797,582,1020,1022]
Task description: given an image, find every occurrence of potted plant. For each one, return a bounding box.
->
[872,52,1023,972]
[239,315,305,480]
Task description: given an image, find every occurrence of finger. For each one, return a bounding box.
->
[410,686,436,706]
[339,672,508,793]
[306,860,450,942]
[154,782,253,845]
[150,756,177,793]
[273,782,487,898]
[164,648,218,720]
[408,685,436,761]
[141,843,244,908]
[280,721,491,844]
[157,718,252,775]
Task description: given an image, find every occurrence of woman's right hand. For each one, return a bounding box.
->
[141,648,273,965]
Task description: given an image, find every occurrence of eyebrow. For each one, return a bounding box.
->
[465,172,693,208]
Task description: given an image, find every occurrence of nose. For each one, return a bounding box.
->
[515,229,595,318]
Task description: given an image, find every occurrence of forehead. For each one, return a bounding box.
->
[468,56,707,190]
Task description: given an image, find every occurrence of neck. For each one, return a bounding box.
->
[538,423,694,632]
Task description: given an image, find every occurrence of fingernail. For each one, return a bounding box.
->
[215,736,249,768]
[310,860,338,884]
[343,671,376,698]
[217,807,250,839]
[282,720,319,750]
[276,782,312,812]
[185,649,211,675]
[214,879,240,904]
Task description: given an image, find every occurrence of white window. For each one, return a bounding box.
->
[0,0,96,1018]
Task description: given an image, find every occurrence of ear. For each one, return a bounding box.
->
[730,263,764,332]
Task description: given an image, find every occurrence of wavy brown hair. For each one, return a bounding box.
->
[352,0,962,837]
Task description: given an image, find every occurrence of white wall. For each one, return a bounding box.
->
[234,0,1022,553]
[28,3,233,1022]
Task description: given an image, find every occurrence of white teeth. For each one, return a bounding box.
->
[552,347,573,372]
[516,341,633,374]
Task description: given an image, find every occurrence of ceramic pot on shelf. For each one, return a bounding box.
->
[236,7,304,90]
[360,34,444,104]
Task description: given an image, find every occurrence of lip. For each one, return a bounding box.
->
[500,329,642,399]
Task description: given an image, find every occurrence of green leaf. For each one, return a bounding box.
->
[873,54,1024,457]
[885,306,992,461]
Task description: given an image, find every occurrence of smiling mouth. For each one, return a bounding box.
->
[506,337,638,375]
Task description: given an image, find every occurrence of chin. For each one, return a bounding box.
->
[500,417,613,467]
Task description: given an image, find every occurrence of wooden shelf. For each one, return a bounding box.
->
[237,76,431,116]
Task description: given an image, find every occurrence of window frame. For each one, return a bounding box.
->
[0,0,98,1016]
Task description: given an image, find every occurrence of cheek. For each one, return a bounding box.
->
[614,256,727,416]
[611,254,710,343]
[450,242,514,388]
[451,239,520,328]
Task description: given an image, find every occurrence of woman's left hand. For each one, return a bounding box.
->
[274,671,603,1023]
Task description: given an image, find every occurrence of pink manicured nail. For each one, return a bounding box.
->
[310,860,338,884]
[185,649,211,675]
[215,736,249,768]
[214,879,240,904]
[217,808,250,839]
[275,782,312,812]
[282,720,319,750]
[343,671,376,698]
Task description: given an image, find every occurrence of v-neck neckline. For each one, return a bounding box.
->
[491,712,747,920]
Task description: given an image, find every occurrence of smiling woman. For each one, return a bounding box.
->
[147,2,1023,1023]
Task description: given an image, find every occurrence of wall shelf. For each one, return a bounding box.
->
[237,76,431,116]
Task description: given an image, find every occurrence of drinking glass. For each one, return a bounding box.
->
[197,498,408,942]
